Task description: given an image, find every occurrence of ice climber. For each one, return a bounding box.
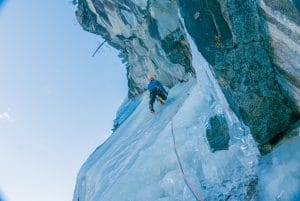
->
[147,76,168,113]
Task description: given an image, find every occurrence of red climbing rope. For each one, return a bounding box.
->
[171,118,204,201]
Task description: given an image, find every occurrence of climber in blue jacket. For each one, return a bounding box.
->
[147,76,168,113]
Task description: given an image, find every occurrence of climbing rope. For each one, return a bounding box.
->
[171,118,204,201]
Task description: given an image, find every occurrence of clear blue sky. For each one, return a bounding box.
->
[0,1,127,201]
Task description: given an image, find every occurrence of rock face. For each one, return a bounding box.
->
[206,114,230,152]
[75,0,299,147]
[177,0,299,146]
[76,0,195,98]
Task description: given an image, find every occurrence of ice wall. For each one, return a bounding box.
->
[258,134,300,200]
[73,32,260,201]
[73,0,300,200]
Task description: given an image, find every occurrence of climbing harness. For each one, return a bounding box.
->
[171,118,204,201]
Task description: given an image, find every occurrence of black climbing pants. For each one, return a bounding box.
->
[149,92,167,112]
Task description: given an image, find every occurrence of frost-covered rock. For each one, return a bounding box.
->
[76,0,195,98]
[260,0,300,119]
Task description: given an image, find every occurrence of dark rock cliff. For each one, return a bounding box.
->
[177,0,299,148]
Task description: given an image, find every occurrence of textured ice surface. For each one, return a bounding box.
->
[257,136,300,201]
[73,29,260,201]
[113,97,142,131]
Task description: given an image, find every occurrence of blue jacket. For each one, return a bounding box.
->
[148,80,167,95]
